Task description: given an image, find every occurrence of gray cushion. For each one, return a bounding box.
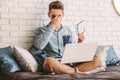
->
[0,46,21,74]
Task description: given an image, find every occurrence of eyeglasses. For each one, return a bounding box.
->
[75,20,85,34]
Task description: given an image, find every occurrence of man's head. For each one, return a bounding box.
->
[49,0,64,12]
[48,1,64,21]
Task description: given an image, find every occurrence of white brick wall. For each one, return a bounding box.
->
[0,0,120,50]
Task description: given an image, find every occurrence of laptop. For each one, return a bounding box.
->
[58,43,98,64]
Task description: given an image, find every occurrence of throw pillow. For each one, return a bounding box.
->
[96,45,120,66]
[96,45,109,68]
[106,45,120,65]
[29,45,48,72]
[0,46,21,74]
[13,46,38,72]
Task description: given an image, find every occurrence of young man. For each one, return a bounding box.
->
[31,1,101,74]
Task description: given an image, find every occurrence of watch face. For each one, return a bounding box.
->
[112,0,120,16]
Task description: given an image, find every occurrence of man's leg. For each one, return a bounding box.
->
[43,57,75,74]
[75,54,102,72]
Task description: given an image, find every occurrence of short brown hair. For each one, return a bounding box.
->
[49,1,64,11]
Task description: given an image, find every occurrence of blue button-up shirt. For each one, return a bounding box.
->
[34,23,78,58]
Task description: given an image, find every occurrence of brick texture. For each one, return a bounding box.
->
[0,0,120,50]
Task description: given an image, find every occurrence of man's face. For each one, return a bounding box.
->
[48,9,64,22]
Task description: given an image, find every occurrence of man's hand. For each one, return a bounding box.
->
[50,15,61,30]
[78,33,85,43]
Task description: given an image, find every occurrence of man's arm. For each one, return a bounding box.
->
[34,26,55,50]
[34,15,61,50]
[70,28,85,43]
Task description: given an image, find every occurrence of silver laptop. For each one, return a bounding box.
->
[59,43,98,64]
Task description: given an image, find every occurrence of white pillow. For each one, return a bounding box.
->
[13,46,38,72]
[96,45,109,68]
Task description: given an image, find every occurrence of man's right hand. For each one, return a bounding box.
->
[50,16,61,30]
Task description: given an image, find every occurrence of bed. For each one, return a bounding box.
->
[1,65,120,80]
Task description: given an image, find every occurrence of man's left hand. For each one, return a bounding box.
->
[78,33,85,43]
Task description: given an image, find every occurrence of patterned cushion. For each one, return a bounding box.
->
[0,46,21,74]
[106,45,120,65]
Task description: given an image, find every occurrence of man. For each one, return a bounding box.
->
[31,1,101,74]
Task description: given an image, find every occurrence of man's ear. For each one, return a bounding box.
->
[63,12,64,17]
[61,12,64,18]
[48,12,50,18]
